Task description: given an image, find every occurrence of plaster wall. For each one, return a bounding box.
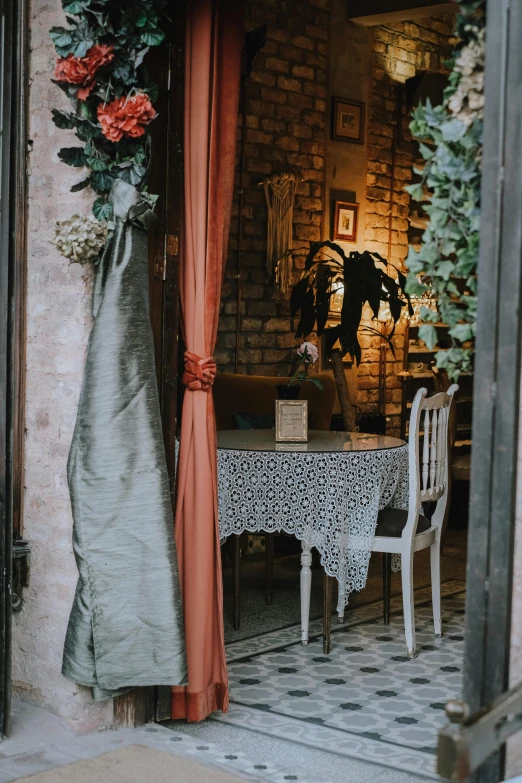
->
[11,0,113,732]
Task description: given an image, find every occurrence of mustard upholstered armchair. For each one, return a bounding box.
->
[213,372,336,432]
[213,372,336,630]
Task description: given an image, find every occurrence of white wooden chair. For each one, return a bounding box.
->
[371,384,458,658]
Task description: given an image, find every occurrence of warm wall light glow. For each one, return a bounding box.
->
[328,280,437,326]
[330,283,344,314]
[408,296,437,326]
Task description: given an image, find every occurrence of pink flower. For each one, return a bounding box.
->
[297,342,319,364]
[97,93,157,143]
[54,45,114,101]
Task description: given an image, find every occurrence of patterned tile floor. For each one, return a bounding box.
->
[211,580,466,780]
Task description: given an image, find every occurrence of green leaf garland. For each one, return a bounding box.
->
[406,0,485,379]
[50,0,167,222]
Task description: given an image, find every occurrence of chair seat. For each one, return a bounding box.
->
[375,507,431,538]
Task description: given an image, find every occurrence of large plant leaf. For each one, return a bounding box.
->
[141,30,165,47]
[323,324,342,355]
[290,276,308,317]
[315,273,331,336]
[90,170,116,193]
[70,177,91,192]
[58,147,87,167]
[49,27,74,55]
[51,109,77,129]
[92,196,113,222]
[62,0,86,13]
[295,288,316,339]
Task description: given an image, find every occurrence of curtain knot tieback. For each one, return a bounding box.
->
[182,352,217,391]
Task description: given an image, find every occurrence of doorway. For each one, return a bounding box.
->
[151,1,521,780]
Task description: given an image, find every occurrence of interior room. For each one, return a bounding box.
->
[194,1,473,777]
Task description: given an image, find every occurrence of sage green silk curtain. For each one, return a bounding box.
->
[62,180,187,701]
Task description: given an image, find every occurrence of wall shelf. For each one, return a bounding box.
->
[399,321,474,441]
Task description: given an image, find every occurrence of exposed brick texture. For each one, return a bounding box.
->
[359,15,454,436]
[215,0,330,377]
[216,8,454,434]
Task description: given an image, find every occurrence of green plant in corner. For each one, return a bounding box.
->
[405,0,485,380]
[290,241,412,428]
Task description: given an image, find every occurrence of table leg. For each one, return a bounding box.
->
[265,532,274,606]
[323,573,333,655]
[383,552,392,625]
[232,534,241,631]
[300,541,312,646]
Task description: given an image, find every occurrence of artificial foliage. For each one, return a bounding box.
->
[291,241,412,364]
[405,0,485,379]
[50,0,166,222]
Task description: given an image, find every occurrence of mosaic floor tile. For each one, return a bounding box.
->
[214,582,466,780]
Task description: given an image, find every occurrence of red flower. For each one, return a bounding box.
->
[54,44,114,100]
[97,94,157,143]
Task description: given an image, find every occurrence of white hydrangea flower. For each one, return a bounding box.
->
[53,214,108,265]
[448,28,486,127]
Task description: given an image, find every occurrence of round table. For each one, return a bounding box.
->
[216,430,408,642]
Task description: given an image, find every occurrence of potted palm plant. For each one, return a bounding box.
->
[290,241,412,429]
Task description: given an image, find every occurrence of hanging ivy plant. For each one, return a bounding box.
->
[405,0,485,380]
[50,0,166,222]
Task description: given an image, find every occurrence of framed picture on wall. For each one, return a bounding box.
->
[332,98,365,144]
[333,200,359,242]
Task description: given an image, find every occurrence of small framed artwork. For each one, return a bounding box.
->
[332,98,365,144]
[333,201,358,242]
[275,399,308,443]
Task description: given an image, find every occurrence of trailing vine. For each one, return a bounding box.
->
[405,0,485,379]
[50,0,166,223]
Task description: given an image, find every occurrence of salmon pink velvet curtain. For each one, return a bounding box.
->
[171,0,243,722]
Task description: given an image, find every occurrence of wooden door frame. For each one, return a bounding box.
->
[459,1,522,781]
[0,0,28,738]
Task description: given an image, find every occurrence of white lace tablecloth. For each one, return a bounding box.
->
[216,430,409,611]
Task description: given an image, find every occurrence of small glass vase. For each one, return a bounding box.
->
[277,384,301,400]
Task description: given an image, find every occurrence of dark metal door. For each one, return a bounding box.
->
[0,0,28,739]
[437,1,522,779]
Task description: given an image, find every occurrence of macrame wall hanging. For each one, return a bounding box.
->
[261,172,302,296]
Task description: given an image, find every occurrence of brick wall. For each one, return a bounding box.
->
[359,15,455,436]
[215,7,455,430]
[215,0,330,377]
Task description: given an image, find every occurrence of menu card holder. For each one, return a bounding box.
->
[275,399,308,442]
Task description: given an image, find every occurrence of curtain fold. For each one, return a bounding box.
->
[171,0,243,722]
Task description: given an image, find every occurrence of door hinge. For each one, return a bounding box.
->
[167,233,179,257]
[154,248,166,281]
[12,539,31,613]
[154,234,179,281]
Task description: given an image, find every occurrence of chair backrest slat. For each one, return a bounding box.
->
[430,408,438,489]
[438,406,447,488]
[404,384,459,539]
[422,408,430,492]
